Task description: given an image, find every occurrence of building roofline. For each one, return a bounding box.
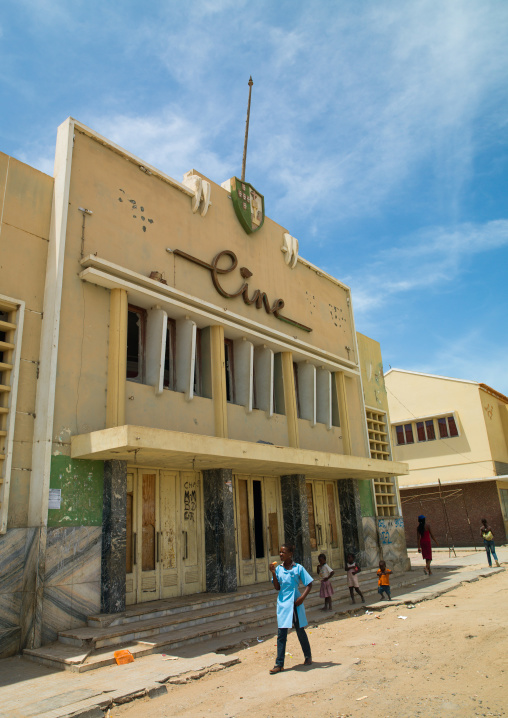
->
[479,383,508,404]
[384,368,478,386]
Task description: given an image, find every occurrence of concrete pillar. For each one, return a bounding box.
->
[337,478,365,564]
[202,468,236,593]
[106,288,128,428]
[280,474,311,572]
[101,460,127,613]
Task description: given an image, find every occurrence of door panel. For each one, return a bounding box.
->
[181,471,203,594]
[140,473,158,600]
[159,471,178,598]
[307,479,343,573]
[236,476,255,585]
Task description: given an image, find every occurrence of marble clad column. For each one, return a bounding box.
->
[280,474,312,573]
[337,479,365,565]
[101,460,127,613]
[203,469,237,593]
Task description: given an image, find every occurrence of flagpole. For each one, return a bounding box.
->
[241,76,253,182]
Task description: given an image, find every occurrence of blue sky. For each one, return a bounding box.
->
[2,0,508,393]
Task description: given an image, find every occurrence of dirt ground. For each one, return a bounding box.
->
[112,569,507,718]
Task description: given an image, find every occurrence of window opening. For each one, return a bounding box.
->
[224,338,234,403]
[396,423,414,445]
[293,362,301,418]
[252,480,265,559]
[127,305,146,382]
[193,328,202,397]
[417,419,436,442]
[163,318,176,390]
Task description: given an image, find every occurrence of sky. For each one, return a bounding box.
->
[1,0,507,393]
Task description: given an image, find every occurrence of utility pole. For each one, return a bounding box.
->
[241,76,253,182]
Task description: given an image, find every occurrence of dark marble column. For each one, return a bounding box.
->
[337,479,365,565]
[202,468,237,593]
[101,460,127,613]
[280,474,312,573]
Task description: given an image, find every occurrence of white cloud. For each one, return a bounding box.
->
[407,330,508,395]
[342,219,508,315]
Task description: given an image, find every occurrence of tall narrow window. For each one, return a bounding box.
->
[293,362,301,418]
[193,327,202,397]
[438,415,459,438]
[127,305,146,382]
[224,338,234,403]
[163,318,176,390]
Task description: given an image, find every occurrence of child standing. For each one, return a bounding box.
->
[317,553,334,610]
[345,553,365,604]
[268,544,313,674]
[377,560,392,600]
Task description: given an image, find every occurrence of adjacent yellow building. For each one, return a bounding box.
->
[385,369,508,547]
[0,118,408,659]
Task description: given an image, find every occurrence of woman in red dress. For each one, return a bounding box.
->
[417,515,438,575]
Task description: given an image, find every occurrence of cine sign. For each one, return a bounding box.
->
[172,248,312,333]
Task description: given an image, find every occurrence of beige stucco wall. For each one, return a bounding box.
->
[50,123,368,459]
[0,152,53,527]
[480,388,508,466]
[356,333,389,415]
[386,371,496,486]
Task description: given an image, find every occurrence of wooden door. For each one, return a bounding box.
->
[264,476,283,570]
[180,471,203,594]
[159,471,179,598]
[138,471,159,601]
[235,476,256,585]
[307,479,343,573]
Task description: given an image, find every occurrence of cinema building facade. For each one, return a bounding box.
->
[0,118,408,657]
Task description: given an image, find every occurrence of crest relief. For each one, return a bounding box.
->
[230,177,265,234]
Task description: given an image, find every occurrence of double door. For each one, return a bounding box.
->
[306,479,343,572]
[126,468,204,605]
[234,474,283,586]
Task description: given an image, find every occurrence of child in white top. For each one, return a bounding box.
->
[317,553,334,610]
[345,553,365,604]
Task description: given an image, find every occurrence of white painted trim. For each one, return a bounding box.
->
[385,368,478,386]
[29,118,74,527]
[295,255,351,292]
[0,294,25,534]
[79,265,362,378]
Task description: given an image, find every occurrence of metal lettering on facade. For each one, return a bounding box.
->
[173,248,312,333]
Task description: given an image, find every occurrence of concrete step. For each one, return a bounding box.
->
[23,569,427,672]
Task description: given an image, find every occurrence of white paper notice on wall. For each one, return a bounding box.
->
[48,488,62,510]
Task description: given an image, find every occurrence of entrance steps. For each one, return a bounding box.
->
[23,567,427,672]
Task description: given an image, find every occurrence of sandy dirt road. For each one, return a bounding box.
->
[112,569,507,718]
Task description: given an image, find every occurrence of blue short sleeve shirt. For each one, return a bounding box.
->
[274,562,313,629]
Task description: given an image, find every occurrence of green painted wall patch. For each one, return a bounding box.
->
[47,456,104,527]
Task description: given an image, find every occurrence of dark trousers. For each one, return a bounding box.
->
[275,605,311,667]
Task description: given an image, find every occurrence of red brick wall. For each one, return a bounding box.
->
[400,481,506,547]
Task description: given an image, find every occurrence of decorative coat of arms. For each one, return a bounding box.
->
[230,177,264,234]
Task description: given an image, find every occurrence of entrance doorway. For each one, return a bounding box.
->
[126,468,205,605]
[306,479,343,570]
[234,474,283,586]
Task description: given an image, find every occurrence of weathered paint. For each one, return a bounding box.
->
[358,479,375,517]
[47,456,103,527]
